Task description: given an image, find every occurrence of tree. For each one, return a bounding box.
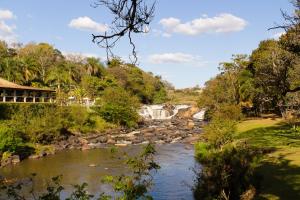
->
[269,0,300,34]
[219,54,249,104]
[18,43,59,85]
[92,0,155,63]
[250,40,296,114]
[84,57,106,77]
[97,87,140,127]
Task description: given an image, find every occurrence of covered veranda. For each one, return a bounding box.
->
[0,78,55,103]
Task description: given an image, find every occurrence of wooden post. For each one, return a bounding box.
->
[24,91,27,103]
[13,90,17,103]
[3,89,6,102]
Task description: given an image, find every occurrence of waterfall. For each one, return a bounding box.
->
[139,105,190,120]
[192,109,206,120]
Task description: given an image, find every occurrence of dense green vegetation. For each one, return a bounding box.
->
[1,0,300,199]
[194,2,300,199]
[0,103,116,157]
[0,42,168,105]
[196,117,300,199]
[0,41,169,161]
[95,87,140,127]
[199,34,300,118]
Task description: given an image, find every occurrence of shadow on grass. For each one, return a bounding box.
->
[256,156,300,200]
[236,124,300,148]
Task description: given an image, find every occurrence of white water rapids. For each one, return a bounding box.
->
[139,105,206,120]
[139,105,190,120]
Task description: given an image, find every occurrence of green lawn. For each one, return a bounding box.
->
[236,118,300,200]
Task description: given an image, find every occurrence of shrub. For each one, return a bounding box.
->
[153,88,168,104]
[203,118,236,149]
[213,104,243,121]
[194,117,261,199]
[0,104,115,145]
[194,143,261,200]
[10,105,67,144]
[96,87,140,128]
[0,125,23,153]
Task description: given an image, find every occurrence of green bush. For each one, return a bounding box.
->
[213,104,243,121]
[203,118,236,149]
[194,143,261,200]
[96,87,140,128]
[69,110,115,134]
[0,104,115,145]
[9,105,67,143]
[201,104,243,121]
[0,125,23,153]
[194,117,262,199]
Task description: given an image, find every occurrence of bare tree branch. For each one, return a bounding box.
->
[268,0,300,32]
[92,0,155,64]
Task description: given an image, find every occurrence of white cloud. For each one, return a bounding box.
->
[0,10,15,20]
[273,31,285,39]
[159,13,247,36]
[162,32,172,38]
[69,16,108,33]
[148,52,204,65]
[152,29,172,38]
[0,9,17,43]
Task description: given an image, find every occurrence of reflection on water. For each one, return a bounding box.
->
[0,144,198,200]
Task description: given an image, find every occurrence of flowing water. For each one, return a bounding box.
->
[139,105,190,120]
[0,144,198,200]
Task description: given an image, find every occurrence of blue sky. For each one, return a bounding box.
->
[0,0,294,88]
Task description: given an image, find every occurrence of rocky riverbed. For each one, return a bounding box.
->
[1,105,204,167]
[54,118,204,151]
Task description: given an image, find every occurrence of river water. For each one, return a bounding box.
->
[0,143,198,200]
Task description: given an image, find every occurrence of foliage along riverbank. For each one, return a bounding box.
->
[0,102,202,167]
[193,2,300,199]
[0,41,172,168]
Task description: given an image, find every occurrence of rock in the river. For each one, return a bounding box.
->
[81,144,91,151]
[78,138,89,145]
[1,153,20,167]
[187,120,195,129]
[99,136,108,143]
[11,155,20,164]
[155,140,165,144]
[28,154,38,159]
[107,138,116,144]
[115,140,132,147]
[171,137,183,143]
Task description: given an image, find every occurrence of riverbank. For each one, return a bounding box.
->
[0,143,197,199]
[0,117,203,167]
[235,117,300,200]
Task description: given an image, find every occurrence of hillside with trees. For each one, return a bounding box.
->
[0,41,168,105]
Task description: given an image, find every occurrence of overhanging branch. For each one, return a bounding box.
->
[92,0,155,64]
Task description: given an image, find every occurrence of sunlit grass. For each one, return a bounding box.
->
[236,117,284,133]
[236,118,300,200]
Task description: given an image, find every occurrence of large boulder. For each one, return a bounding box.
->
[176,105,199,119]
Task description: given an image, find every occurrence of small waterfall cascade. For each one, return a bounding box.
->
[192,109,206,120]
[139,105,190,120]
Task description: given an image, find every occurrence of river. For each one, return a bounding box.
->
[0,143,198,200]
